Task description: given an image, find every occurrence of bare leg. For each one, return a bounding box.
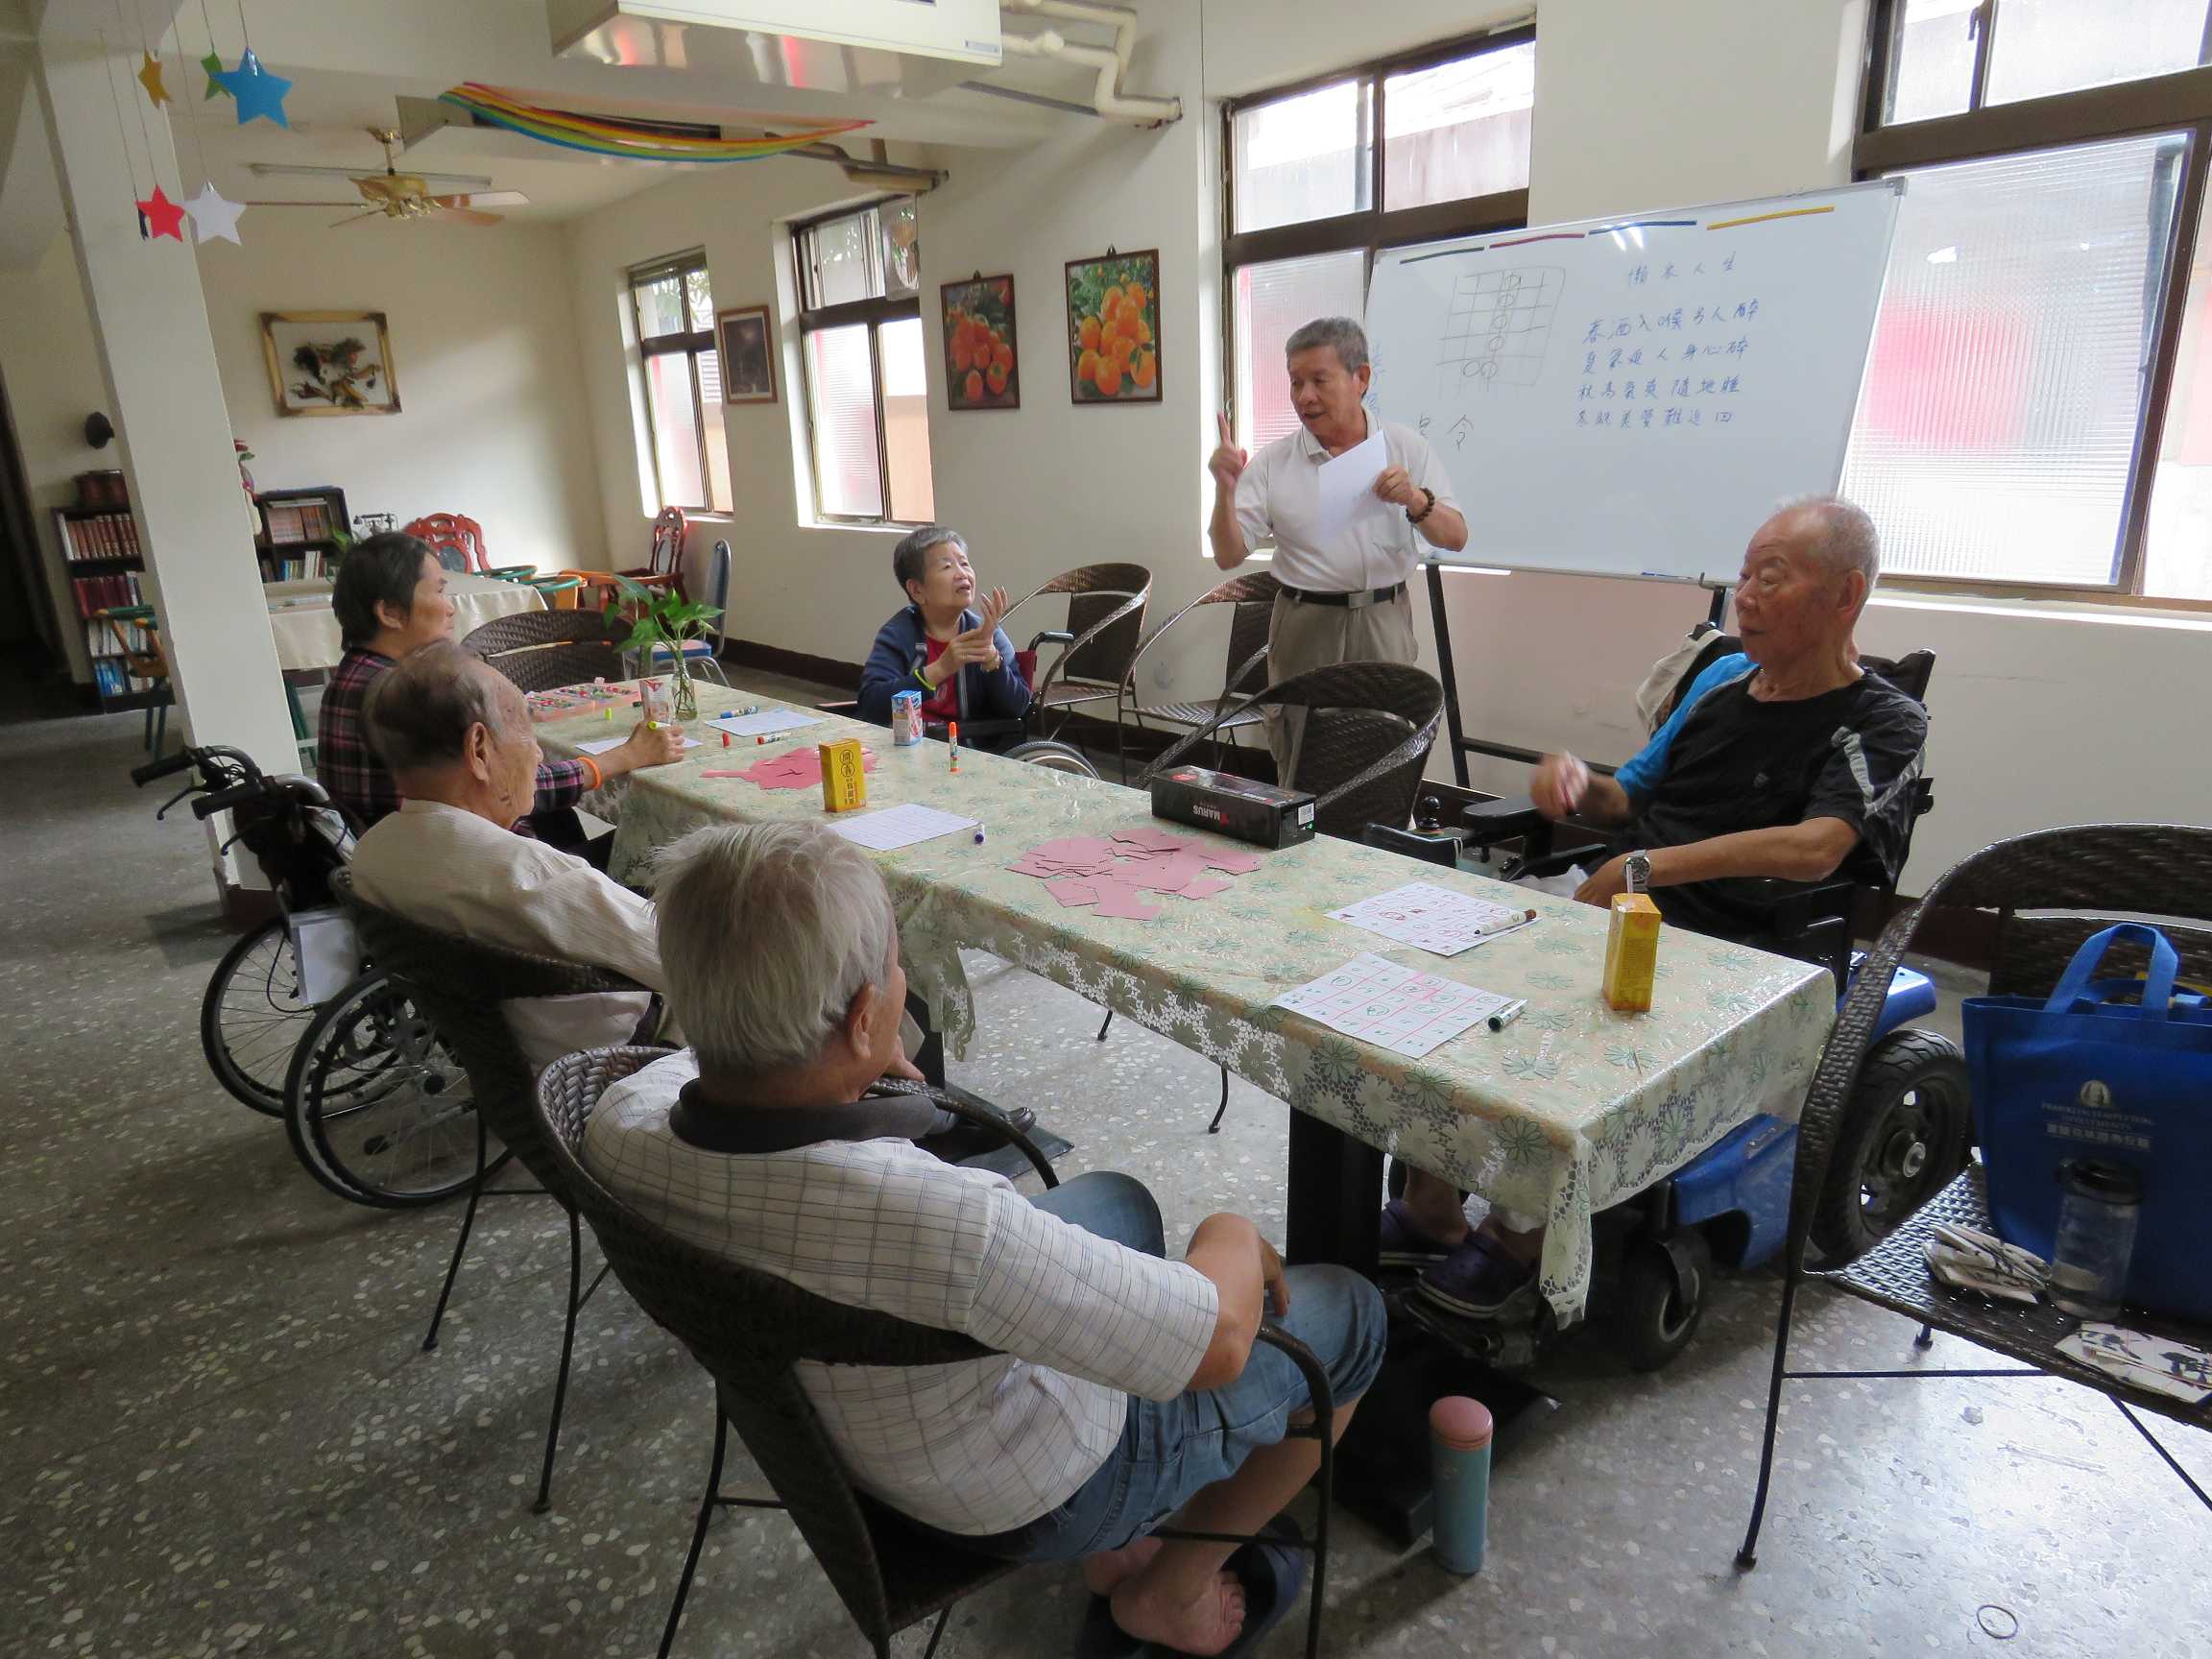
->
[1081,1535,1161,1596]
[1401,1169,1470,1246]
[1110,1393,1364,1655]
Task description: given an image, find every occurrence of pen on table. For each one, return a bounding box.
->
[973,823,986,846]
[949,721,960,774]
[1487,998,1528,1033]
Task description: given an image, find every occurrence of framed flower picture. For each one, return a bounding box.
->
[1065,249,1160,405]
[715,305,777,404]
[260,311,399,417]
[941,275,1020,410]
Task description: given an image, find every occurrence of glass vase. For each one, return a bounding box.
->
[670,652,698,722]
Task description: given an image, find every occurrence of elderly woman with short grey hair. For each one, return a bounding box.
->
[855,524,1031,744]
[586,821,1386,1657]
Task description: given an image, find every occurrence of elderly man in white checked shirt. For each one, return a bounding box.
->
[586,822,1384,1658]
[1209,315,1468,781]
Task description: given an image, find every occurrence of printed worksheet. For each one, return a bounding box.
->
[708,709,824,737]
[829,803,978,852]
[1272,952,1509,1059]
[1327,882,1536,956]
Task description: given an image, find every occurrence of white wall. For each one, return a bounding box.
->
[198,213,606,575]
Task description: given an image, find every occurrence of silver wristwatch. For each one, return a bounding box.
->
[1623,851,1652,895]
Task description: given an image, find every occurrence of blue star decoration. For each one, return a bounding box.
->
[213,48,291,129]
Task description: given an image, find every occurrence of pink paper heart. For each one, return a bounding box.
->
[1045,878,1101,907]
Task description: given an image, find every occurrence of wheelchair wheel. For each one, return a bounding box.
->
[1003,738,1098,778]
[283,972,500,1208]
[1810,1027,1970,1263]
[1618,1229,1710,1373]
[200,917,315,1117]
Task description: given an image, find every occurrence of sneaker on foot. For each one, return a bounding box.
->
[1418,1234,1539,1319]
[1378,1198,1458,1268]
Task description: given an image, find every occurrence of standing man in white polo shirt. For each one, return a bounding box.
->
[1208,315,1468,780]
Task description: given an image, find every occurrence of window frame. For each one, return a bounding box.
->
[626,250,724,516]
[790,199,929,529]
[1855,0,2212,607]
[1219,26,1536,448]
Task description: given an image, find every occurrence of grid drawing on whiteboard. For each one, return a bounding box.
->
[1437,266,1564,396]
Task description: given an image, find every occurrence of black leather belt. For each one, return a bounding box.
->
[1281,581,1407,610]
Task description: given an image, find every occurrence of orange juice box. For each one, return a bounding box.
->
[1602,893,1663,1012]
[819,738,868,813]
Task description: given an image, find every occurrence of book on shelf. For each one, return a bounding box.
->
[70,570,145,618]
[57,510,141,563]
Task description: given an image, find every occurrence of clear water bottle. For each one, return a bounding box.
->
[2047,1159,2142,1321]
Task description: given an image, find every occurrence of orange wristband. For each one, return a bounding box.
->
[578,755,604,792]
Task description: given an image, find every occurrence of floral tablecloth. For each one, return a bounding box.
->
[544,681,1834,1319]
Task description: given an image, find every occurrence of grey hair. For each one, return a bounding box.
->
[652,822,899,1077]
[1776,493,1880,594]
[361,640,515,774]
[892,525,968,596]
[1285,316,1369,375]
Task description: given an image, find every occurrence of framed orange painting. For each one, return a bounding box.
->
[941,274,1020,410]
[1065,249,1160,405]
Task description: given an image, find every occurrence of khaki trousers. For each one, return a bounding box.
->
[1263,587,1419,783]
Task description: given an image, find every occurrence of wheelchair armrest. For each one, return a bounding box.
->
[924,716,1025,742]
[1461,795,1546,845]
[1742,878,1858,936]
[1509,841,1610,879]
[1361,823,1461,869]
[1025,628,1075,651]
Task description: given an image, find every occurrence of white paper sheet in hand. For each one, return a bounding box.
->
[709,709,823,737]
[1312,428,1391,549]
[1328,881,1536,955]
[830,803,979,851]
[1272,951,1510,1059]
[577,734,702,755]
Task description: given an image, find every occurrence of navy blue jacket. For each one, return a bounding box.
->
[857,604,1031,728]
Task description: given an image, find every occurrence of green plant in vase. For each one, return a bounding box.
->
[605,576,722,722]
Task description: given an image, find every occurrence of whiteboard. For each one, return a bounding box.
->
[1363,181,1902,584]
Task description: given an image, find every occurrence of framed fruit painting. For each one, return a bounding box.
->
[942,275,1020,411]
[1065,249,1160,405]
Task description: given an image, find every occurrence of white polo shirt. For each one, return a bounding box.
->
[1234,415,1458,595]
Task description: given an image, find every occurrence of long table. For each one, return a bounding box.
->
[542,681,1833,1322]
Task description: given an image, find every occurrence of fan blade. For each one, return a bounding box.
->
[355,177,403,202]
[428,206,503,227]
[244,201,366,208]
[435,189,529,209]
[329,209,386,228]
[250,160,494,187]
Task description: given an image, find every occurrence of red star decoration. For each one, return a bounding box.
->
[137,184,186,242]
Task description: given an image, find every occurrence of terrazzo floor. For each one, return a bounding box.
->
[3,679,2206,1659]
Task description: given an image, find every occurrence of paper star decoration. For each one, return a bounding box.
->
[213,48,291,128]
[201,51,228,101]
[137,51,170,108]
[182,182,247,245]
[136,184,186,242]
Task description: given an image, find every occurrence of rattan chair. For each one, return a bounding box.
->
[1115,568,1280,781]
[998,562,1151,748]
[332,870,661,1514]
[1737,824,2212,1571]
[461,609,625,694]
[535,1046,1338,1659]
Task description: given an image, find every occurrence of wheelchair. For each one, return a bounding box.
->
[136,746,487,1209]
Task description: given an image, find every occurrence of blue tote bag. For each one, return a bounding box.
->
[1961,924,2212,1323]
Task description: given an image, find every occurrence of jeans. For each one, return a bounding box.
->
[961,1171,1387,1563]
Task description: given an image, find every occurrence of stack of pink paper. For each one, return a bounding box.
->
[1007,827,1262,922]
[707,746,878,791]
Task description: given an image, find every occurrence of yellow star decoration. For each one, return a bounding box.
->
[137,51,170,108]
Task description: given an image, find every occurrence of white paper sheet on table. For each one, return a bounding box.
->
[1328,881,1537,956]
[830,803,978,852]
[1312,428,1391,549]
[708,709,824,737]
[576,734,703,755]
[1272,951,1510,1058]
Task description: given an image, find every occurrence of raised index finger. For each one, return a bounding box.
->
[1216,410,1233,446]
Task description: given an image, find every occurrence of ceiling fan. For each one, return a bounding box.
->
[246,128,528,227]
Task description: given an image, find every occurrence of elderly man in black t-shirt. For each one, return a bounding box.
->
[1392,494,1928,1320]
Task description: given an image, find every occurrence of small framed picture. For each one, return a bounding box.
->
[942,274,1020,410]
[1064,249,1160,405]
[260,311,399,418]
[715,304,777,404]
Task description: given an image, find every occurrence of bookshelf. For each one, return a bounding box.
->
[54,506,164,712]
[255,485,350,584]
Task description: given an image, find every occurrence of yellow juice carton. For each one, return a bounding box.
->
[1602,893,1663,1012]
[819,738,868,813]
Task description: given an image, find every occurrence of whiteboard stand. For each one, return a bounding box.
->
[1423,557,1729,789]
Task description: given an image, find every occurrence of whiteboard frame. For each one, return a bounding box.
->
[1381,177,1908,588]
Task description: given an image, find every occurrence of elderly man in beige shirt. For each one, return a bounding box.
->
[1207,315,1469,781]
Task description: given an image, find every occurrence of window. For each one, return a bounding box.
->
[628,252,733,515]
[1223,31,1535,455]
[793,199,934,526]
[1852,0,2212,600]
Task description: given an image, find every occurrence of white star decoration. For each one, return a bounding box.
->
[181,182,247,246]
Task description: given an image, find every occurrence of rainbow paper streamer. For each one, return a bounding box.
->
[438,84,870,163]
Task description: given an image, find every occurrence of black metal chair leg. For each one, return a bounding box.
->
[534,1207,584,1515]
[1096,1007,1114,1043]
[1736,1264,1804,1569]
[2113,1396,2212,1511]
[422,1115,489,1352]
[920,1606,954,1659]
[659,1413,730,1659]
[1306,1416,1334,1659]
[1913,1323,1935,1349]
[1208,1067,1231,1134]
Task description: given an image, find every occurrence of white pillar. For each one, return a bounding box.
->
[33,39,296,771]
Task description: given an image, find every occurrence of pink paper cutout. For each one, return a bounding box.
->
[1131,851,1216,892]
[1172,877,1235,901]
[1045,878,1101,907]
[1111,826,1189,854]
[1029,836,1120,865]
[1090,881,1163,920]
[733,748,878,791]
[1201,849,1263,875]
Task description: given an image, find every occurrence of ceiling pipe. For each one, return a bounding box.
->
[788,140,947,191]
[998,0,1181,126]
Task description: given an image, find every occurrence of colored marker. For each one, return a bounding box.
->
[721,732,731,748]
[1487,998,1528,1033]
[973,824,986,846]
[949,721,960,773]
